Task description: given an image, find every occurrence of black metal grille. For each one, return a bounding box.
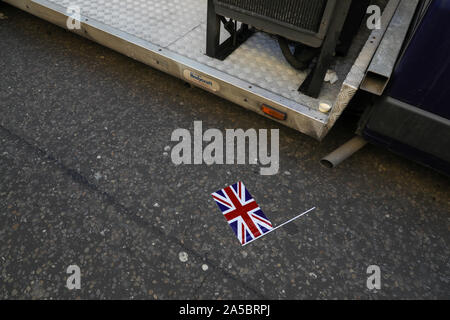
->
[215,0,328,32]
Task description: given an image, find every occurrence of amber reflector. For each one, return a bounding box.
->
[261,104,287,121]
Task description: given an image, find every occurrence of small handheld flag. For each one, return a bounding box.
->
[212,181,273,245]
[212,182,316,246]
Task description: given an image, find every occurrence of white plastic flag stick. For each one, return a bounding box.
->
[243,207,316,247]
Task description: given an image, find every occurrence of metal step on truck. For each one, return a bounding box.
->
[3,0,449,174]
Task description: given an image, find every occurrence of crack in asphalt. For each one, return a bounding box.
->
[0,124,267,299]
[193,271,213,300]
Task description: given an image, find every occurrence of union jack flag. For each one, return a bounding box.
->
[211,182,273,245]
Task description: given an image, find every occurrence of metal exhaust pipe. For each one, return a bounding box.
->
[321,136,368,168]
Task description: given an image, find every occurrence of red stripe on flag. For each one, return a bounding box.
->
[224,187,262,238]
[252,213,273,228]
[212,195,232,208]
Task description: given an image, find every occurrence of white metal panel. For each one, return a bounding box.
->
[53,0,207,48]
[45,0,321,108]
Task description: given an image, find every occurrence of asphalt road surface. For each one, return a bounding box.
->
[0,3,449,299]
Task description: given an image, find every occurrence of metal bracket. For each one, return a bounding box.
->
[299,0,353,98]
[360,0,420,96]
[206,0,254,60]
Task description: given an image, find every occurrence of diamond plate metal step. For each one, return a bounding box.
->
[4,0,393,140]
